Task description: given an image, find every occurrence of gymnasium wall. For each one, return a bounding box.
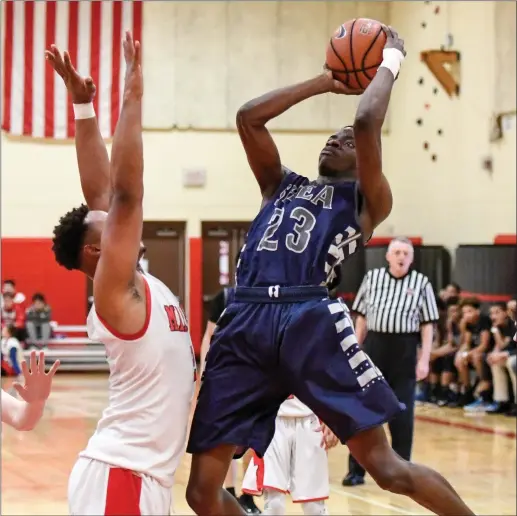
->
[1,1,516,327]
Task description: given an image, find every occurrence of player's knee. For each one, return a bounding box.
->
[301,500,329,515]
[263,489,286,515]
[185,480,218,514]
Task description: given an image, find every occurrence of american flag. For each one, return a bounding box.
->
[1,0,142,139]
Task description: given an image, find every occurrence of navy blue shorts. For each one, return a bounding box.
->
[187,286,404,458]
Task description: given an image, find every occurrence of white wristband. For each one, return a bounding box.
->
[379,48,405,79]
[73,102,95,120]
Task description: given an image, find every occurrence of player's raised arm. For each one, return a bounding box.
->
[93,31,146,334]
[353,27,405,236]
[45,46,110,212]
[237,75,348,200]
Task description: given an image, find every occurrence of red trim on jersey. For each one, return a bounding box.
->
[263,485,289,494]
[292,496,329,503]
[104,467,142,515]
[96,276,151,341]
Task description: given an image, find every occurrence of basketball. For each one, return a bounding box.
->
[326,18,387,91]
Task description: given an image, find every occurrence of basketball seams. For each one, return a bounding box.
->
[361,27,384,81]
[329,37,350,86]
[348,19,365,91]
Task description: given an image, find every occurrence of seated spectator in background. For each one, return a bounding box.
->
[1,292,26,339]
[439,282,461,303]
[1,324,24,395]
[1,279,26,309]
[429,297,462,406]
[454,297,492,410]
[507,299,516,323]
[25,293,52,350]
[486,301,517,416]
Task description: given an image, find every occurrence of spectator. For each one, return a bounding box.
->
[1,292,26,337]
[454,297,492,410]
[25,293,52,350]
[486,301,517,416]
[429,297,462,406]
[507,299,517,322]
[1,279,26,308]
[1,324,23,395]
[439,282,461,303]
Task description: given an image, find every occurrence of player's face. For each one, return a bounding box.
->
[386,242,413,275]
[490,305,506,326]
[318,127,356,177]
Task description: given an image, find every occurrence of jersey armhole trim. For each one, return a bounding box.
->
[95,275,151,342]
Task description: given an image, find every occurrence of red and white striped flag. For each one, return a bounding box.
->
[2,0,142,139]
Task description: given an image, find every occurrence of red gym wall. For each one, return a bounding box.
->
[1,238,87,325]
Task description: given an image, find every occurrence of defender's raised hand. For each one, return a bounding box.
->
[45,45,96,104]
[122,31,142,99]
[12,351,60,404]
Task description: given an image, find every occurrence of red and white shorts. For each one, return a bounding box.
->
[68,457,172,515]
[242,414,329,503]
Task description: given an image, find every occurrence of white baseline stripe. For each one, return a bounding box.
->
[329,486,429,515]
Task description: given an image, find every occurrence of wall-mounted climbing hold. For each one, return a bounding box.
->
[416,118,423,126]
[431,154,437,162]
[434,6,440,14]
[418,77,424,85]
[421,22,427,29]
[423,142,429,150]
[437,129,443,136]
[424,103,431,110]
[433,87,439,95]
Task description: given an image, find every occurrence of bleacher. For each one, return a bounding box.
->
[23,325,109,372]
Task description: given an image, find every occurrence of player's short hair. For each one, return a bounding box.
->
[460,296,481,310]
[52,204,90,271]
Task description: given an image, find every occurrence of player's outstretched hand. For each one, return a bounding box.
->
[122,30,143,99]
[317,422,339,450]
[382,26,406,57]
[45,45,96,104]
[11,351,60,404]
[321,67,363,96]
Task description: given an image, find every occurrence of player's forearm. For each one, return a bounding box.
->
[1,391,45,431]
[110,96,143,201]
[237,75,330,126]
[75,117,111,211]
[354,68,394,130]
[420,323,434,362]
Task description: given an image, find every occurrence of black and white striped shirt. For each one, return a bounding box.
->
[352,268,439,334]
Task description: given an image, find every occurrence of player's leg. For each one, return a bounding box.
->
[225,460,239,499]
[292,415,329,515]
[347,426,474,515]
[281,298,474,516]
[262,490,287,515]
[186,303,288,515]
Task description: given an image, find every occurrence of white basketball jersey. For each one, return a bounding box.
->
[80,273,196,488]
[277,395,314,418]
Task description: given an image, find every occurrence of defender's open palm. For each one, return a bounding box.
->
[122,31,142,98]
[12,351,60,404]
[45,45,96,104]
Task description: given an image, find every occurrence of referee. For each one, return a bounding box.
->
[343,237,440,487]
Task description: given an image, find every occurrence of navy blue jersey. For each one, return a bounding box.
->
[237,170,363,288]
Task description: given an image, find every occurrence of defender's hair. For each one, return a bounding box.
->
[52,204,90,271]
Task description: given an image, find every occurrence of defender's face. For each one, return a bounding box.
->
[318,127,356,177]
[386,242,413,275]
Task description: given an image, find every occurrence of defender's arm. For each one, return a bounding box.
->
[93,32,146,335]
[236,75,331,200]
[354,29,405,238]
[45,47,110,211]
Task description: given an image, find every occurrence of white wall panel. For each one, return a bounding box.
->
[225,2,279,126]
[174,2,228,128]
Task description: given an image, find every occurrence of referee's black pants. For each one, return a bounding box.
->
[348,332,418,479]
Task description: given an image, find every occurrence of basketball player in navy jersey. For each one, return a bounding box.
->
[187,28,473,516]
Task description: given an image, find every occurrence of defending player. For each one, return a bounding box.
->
[186,27,474,516]
[242,395,336,515]
[1,350,60,431]
[46,33,196,515]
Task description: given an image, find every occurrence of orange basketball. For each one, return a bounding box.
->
[325,18,386,91]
